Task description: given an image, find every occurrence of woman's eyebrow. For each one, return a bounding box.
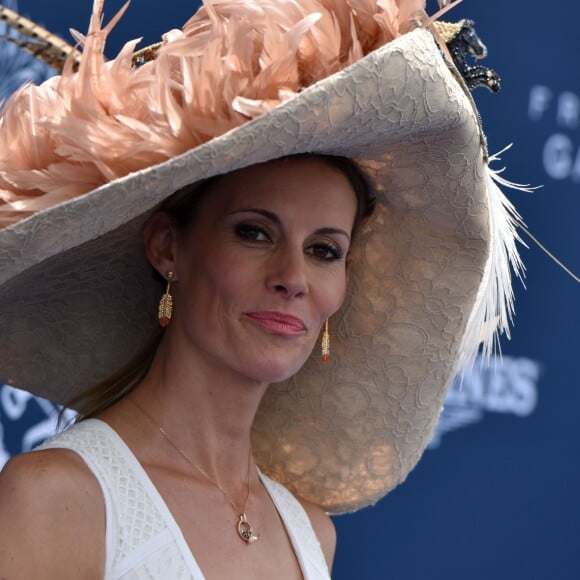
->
[315,227,351,241]
[231,208,281,224]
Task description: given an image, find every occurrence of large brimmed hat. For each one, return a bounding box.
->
[0,0,522,513]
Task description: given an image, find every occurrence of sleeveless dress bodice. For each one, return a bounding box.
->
[39,419,330,580]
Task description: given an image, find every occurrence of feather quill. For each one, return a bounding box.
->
[0,4,82,72]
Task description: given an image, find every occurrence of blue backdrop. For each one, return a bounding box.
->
[1,1,578,578]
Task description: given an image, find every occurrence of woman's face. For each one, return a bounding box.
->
[169,157,358,384]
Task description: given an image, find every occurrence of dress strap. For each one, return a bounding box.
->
[38,419,204,579]
[259,472,331,580]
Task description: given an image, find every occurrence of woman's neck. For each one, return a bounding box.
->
[112,331,269,487]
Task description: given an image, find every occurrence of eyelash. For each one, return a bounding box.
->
[236,224,270,242]
[305,243,343,261]
[235,224,344,262]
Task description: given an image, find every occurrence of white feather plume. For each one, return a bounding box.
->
[457,148,532,370]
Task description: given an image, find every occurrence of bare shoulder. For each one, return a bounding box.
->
[298,497,337,571]
[0,448,105,578]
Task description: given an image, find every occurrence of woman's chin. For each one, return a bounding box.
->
[244,354,309,385]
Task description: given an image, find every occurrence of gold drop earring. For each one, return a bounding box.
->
[321,319,330,363]
[158,271,174,327]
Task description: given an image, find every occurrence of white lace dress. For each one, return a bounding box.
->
[39,419,330,580]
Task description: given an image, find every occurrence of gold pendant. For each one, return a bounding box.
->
[237,513,258,544]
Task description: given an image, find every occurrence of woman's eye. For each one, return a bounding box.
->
[235,224,270,242]
[306,243,343,261]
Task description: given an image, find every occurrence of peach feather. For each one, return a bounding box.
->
[0,0,430,227]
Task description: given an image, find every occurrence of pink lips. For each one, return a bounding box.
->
[244,311,307,336]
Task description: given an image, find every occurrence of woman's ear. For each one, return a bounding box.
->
[143,211,178,278]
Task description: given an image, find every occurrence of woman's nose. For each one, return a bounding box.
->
[265,246,309,298]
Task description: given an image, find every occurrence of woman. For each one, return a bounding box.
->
[0,155,366,577]
[0,0,522,577]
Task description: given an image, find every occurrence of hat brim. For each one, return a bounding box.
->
[0,29,489,512]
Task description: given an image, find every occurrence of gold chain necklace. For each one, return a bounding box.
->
[131,399,259,544]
